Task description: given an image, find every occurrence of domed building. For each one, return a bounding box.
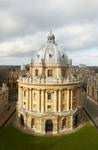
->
[17,31,82,135]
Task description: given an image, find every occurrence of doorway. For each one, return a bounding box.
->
[45,120,53,133]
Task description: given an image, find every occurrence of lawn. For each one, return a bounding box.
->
[0,124,98,150]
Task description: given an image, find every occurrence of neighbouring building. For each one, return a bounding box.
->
[0,83,8,113]
[7,69,19,88]
[71,65,95,92]
[17,32,83,135]
[0,66,20,102]
[0,66,20,88]
[87,74,98,103]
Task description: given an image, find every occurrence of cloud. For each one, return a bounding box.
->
[0,32,45,56]
[0,22,98,57]
[58,22,98,51]
[0,0,98,65]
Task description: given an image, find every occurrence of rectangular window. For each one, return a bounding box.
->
[48,93,52,100]
[47,105,51,109]
[47,69,53,77]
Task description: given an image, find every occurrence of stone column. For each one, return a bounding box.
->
[54,90,58,112]
[31,89,33,111]
[21,87,23,108]
[26,89,29,110]
[71,89,73,110]
[58,90,61,112]
[29,89,32,111]
[69,89,71,110]
[45,90,47,112]
[41,90,45,113]
[18,86,22,108]
[26,114,31,129]
[53,120,58,134]
[67,89,69,111]
[39,90,41,112]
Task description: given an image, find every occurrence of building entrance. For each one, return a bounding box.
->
[45,120,53,133]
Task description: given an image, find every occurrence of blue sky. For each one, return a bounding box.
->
[0,0,98,66]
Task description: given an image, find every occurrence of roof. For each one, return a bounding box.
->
[33,31,68,65]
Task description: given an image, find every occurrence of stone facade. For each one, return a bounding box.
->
[0,83,8,113]
[7,69,19,88]
[87,75,98,103]
[0,66,19,88]
[17,32,82,135]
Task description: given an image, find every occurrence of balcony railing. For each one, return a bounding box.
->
[18,76,82,85]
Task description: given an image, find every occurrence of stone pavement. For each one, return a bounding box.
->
[82,95,98,129]
[0,102,16,128]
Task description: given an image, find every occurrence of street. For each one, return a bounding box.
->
[0,102,16,127]
[82,94,98,128]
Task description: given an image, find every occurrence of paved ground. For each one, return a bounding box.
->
[0,102,16,127]
[82,95,98,128]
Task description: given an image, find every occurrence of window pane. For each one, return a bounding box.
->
[35,69,38,76]
[48,69,52,77]
[48,93,51,100]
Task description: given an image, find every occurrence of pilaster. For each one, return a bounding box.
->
[71,89,73,110]
[58,90,62,112]
[41,90,45,113]
[67,89,69,111]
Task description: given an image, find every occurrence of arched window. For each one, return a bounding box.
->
[31,119,34,128]
[92,87,94,97]
[35,69,38,76]
[62,118,66,129]
[20,114,24,126]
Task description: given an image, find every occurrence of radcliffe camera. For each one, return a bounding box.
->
[0,1,98,150]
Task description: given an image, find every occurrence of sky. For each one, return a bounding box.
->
[0,0,98,66]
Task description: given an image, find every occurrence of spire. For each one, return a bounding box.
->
[2,83,7,91]
[47,31,55,43]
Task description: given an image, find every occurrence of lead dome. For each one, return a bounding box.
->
[33,31,68,65]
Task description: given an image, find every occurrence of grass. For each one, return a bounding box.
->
[0,124,98,150]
